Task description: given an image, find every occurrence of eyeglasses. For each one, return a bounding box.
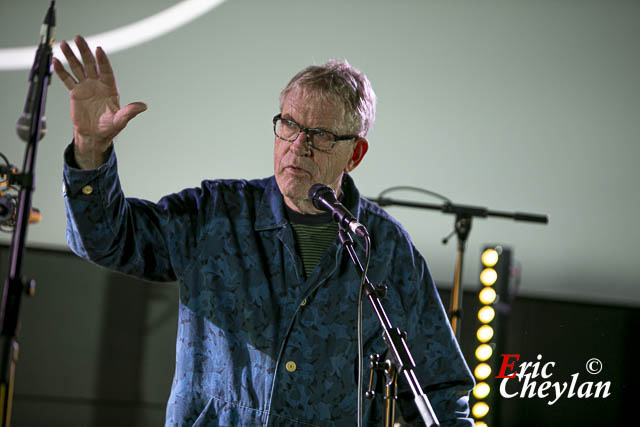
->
[272,114,359,153]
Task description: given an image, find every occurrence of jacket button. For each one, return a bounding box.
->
[285,361,297,372]
[81,185,94,195]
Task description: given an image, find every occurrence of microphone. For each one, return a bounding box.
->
[16,1,56,143]
[308,184,368,237]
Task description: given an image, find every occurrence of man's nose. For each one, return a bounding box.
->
[291,131,311,155]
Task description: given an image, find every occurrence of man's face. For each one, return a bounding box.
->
[274,87,365,213]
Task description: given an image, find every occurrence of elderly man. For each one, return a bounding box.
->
[54,35,474,426]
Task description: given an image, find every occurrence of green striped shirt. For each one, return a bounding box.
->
[286,206,338,278]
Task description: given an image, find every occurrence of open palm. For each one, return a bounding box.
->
[53,35,146,167]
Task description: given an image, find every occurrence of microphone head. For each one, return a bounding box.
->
[16,113,47,142]
[308,184,336,211]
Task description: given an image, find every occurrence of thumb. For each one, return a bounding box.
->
[113,102,147,131]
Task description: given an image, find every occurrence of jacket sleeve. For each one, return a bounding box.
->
[62,142,187,282]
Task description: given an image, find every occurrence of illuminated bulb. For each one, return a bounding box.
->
[475,422,488,427]
[479,287,497,305]
[474,363,491,380]
[481,248,499,267]
[473,382,491,399]
[472,401,490,419]
[480,268,497,286]
[476,325,494,343]
[478,306,495,323]
[475,344,493,361]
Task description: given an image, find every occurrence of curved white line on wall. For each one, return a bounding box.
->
[0,0,227,71]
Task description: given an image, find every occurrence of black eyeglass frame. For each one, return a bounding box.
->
[272,113,360,153]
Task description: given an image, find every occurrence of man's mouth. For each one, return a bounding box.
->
[285,166,309,176]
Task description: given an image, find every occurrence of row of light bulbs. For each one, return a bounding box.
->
[471,247,503,426]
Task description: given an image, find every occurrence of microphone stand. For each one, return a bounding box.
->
[0,3,55,425]
[367,196,548,340]
[338,228,440,427]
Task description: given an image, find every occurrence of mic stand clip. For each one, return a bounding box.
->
[365,353,399,427]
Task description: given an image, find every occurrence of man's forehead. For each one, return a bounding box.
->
[282,88,344,130]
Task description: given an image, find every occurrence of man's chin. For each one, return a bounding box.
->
[277,175,310,196]
[283,188,310,204]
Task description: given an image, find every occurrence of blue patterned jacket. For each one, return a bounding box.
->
[63,144,474,426]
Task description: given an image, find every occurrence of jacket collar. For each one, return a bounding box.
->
[254,174,361,231]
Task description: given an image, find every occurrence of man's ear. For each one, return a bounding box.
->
[345,138,369,173]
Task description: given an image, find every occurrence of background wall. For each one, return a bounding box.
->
[1,0,638,306]
[1,246,177,426]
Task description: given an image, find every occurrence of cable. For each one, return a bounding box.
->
[377,185,452,204]
[357,233,371,427]
[0,152,10,167]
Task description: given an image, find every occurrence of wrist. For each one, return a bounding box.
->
[73,132,113,169]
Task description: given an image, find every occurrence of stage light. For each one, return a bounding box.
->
[475,344,493,361]
[473,382,491,399]
[472,401,489,419]
[480,268,497,286]
[472,245,513,427]
[481,248,499,267]
[478,306,495,323]
[476,325,494,343]
[474,363,491,380]
[479,287,497,305]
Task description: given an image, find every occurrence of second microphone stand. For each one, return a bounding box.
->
[370,197,548,340]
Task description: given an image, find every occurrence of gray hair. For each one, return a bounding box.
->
[279,59,377,137]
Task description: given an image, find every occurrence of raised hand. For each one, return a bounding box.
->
[53,35,147,169]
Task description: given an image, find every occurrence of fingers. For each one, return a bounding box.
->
[59,36,101,81]
[96,46,116,88]
[60,39,86,81]
[113,102,148,131]
[75,35,99,79]
[52,57,77,90]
